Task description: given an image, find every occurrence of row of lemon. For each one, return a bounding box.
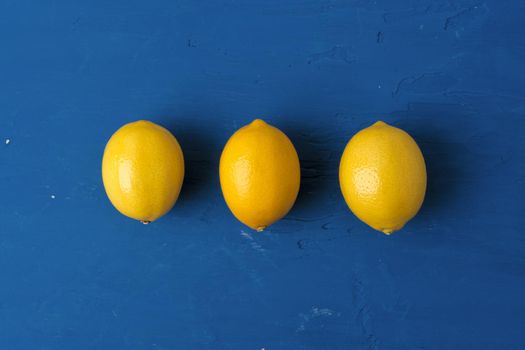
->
[102,119,426,234]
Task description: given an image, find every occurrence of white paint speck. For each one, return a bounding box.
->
[240,230,253,240]
[297,306,339,332]
[50,195,56,199]
[378,84,382,89]
[241,230,266,253]
[311,307,335,317]
[5,139,10,145]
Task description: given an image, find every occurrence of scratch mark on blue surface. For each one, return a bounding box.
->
[321,222,334,230]
[376,31,384,43]
[352,271,380,349]
[444,3,488,31]
[308,46,357,65]
[392,74,424,97]
[392,72,458,97]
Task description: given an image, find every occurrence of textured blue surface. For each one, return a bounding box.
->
[1,0,524,349]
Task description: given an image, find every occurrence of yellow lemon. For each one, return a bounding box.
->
[220,119,300,231]
[102,120,184,223]
[339,121,426,234]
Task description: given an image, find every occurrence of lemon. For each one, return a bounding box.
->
[339,121,426,234]
[102,120,184,223]
[220,119,300,231]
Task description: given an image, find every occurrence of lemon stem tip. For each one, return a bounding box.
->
[251,119,266,126]
[140,220,151,225]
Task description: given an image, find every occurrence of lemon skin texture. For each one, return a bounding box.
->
[339,121,426,234]
[102,120,184,223]
[220,119,300,231]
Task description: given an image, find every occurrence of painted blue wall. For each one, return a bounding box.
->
[1,0,524,349]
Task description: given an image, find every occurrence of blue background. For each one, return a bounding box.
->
[1,0,524,349]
